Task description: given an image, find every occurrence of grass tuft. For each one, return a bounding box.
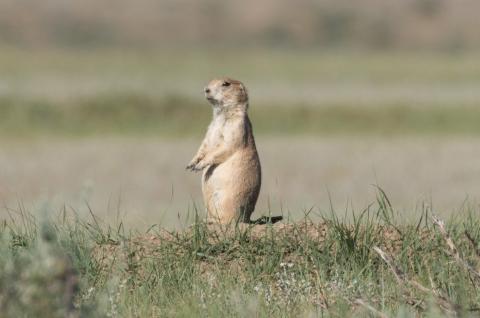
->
[1,194,480,316]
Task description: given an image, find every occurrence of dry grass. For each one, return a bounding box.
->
[1,137,480,229]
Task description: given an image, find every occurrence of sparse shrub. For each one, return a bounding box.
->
[0,219,78,317]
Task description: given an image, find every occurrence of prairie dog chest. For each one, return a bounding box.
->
[206,115,239,146]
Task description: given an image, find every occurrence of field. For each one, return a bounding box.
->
[2,197,480,317]
[1,49,480,223]
[2,136,480,231]
[1,48,480,316]
[1,49,480,138]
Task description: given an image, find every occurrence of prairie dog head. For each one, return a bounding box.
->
[204,77,249,110]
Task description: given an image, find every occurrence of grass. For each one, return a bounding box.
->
[2,94,480,137]
[2,192,480,317]
[1,48,479,137]
[1,48,480,83]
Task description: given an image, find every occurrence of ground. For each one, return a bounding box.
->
[2,201,480,317]
[2,137,480,230]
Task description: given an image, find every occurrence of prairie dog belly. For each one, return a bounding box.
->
[202,149,261,223]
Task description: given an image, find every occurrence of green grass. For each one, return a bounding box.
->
[2,192,480,317]
[0,48,479,138]
[2,94,480,137]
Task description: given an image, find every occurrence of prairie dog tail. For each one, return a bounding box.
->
[249,216,283,225]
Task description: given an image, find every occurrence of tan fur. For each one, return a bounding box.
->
[186,77,261,223]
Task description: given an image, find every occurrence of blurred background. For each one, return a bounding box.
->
[1,0,480,228]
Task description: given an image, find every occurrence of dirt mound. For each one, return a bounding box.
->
[94,221,434,265]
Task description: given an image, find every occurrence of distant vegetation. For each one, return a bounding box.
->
[2,94,480,138]
[0,0,479,51]
[0,49,478,138]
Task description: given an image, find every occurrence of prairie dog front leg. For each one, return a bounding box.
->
[186,139,209,171]
[194,143,233,170]
[195,119,244,170]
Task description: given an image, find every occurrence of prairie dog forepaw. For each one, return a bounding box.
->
[192,160,209,172]
[186,159,206,172]
[186,158,199,171]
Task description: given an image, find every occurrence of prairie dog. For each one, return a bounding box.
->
[186,77,261,223]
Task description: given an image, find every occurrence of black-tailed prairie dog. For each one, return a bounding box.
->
[186,77,261,223]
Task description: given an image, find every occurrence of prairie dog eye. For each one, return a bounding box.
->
[221,81,231,87]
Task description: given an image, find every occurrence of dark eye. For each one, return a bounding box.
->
[222,81,231,87]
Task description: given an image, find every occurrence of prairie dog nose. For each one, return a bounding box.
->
[204,87,211,94]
